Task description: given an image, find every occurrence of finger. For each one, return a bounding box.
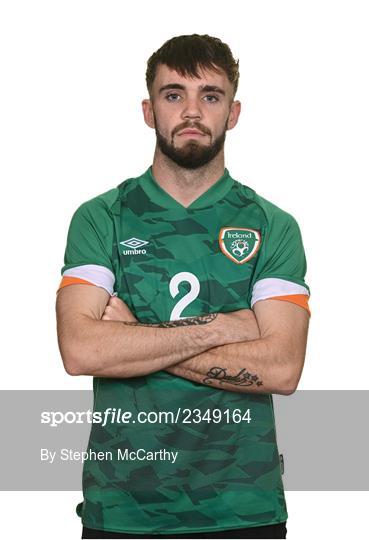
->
[109,296,125,306]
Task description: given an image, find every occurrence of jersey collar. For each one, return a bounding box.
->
[139,165,234,210]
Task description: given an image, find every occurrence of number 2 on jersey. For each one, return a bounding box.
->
[169,272,200,320]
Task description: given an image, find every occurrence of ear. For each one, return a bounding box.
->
[227,100,241,130]
[142,98,155,129]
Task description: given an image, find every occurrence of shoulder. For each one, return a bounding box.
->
[73,176,139,221]
[233,179,300,230]
[75,187,119,217]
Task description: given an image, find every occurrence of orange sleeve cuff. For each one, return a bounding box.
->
[56,276,94,293]
[269,294,311,316]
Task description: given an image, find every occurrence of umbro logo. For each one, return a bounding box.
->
[120,237,149,255]
[120,238,148,249]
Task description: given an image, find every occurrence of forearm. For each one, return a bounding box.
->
[60,313,220,378]
[165,337,294,395]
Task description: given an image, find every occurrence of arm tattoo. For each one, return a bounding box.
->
[203,366,263,387]
[122,313,218,328]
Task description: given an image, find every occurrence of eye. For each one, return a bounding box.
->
[165,93,181,102]
[203,95,219,103]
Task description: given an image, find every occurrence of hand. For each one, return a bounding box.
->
[211,308,261,345]
[101,295,138,323]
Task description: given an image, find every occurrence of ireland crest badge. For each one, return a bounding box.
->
[219,227,261,264]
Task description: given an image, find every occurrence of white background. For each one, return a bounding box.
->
[1,0,368,538]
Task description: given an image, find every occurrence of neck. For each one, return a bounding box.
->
[151,147,226,208]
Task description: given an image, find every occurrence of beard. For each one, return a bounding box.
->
[153,113,228,170]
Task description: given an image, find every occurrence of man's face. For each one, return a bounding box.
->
[142,63,240,169]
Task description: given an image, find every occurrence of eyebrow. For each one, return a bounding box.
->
[158,83,226,96]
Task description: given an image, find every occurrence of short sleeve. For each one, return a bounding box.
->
[250,212,311,315]
[57,199,116,295]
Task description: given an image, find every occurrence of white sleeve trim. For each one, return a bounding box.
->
[63,264,115,295]
[251,277,309,308]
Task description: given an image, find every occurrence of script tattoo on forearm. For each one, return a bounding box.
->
[203,367,263,387]
[122,313,218,328]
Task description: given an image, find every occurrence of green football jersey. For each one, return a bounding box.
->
[58,165,310,535]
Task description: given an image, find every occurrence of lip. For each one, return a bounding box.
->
[178,129,205,136]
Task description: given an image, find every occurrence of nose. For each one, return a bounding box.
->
[180,95,202,121]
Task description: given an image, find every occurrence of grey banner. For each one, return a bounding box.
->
[0,390,368,490]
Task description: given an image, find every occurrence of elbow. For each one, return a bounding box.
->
[56,314,99,376]
[60,349,86,376]
[278,359,303,396]
[58,337,92,377]
[63,357,84,376]
[279,384,297,396]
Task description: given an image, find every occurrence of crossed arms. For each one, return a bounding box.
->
[55,284,310,396]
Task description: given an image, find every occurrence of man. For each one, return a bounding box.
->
[56,34,310,539]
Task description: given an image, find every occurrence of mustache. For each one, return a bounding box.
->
[173,123,210,136]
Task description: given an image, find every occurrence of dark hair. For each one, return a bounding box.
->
[146,34,239,101]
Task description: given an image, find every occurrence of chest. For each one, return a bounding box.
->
[112,205,263,322]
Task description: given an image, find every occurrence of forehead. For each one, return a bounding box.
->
[153,63,232,94]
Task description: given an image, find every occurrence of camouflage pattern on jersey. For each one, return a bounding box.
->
[61,166,310,534]
[77,379,286,534]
